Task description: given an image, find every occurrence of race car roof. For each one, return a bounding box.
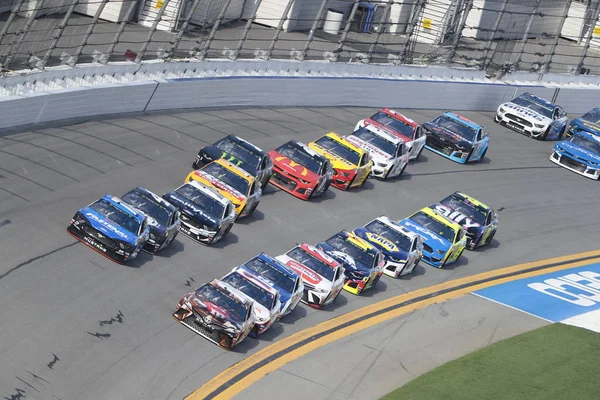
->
[443,112,483,131]
[223,134,266,157]
[518,92,557,108]
[373,216,420,240]
[126,186,178,213]
[359,124,405,145]
[214,158,257,182]
[381,109,419,127]
[183,180,233,206]
[98,194,146,223]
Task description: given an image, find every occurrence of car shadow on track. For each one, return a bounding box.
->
[472,238,501,253]
[209,231,240,249]
[310,187,337,203]
[318,293,349,312]
[355,279,388,298]
[411,154,429,164]
[396,264,428,281]
[235,209,265,225]
[437,254,470,271]
[278,305,309,326]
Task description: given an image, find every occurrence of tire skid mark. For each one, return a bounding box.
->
[411,165,561,177]
[0,185,31,202]
[101,120,186,152]
[0,148,80,182]
[0,165,55,191]
[131,116,211,145]
[0,241,78,280]
[306,108,358,126]
[202,110,275,137]
[267,108,329,130]
[230,109,305,135]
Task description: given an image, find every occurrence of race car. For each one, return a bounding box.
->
[241,253,304,319]
[120,186,180,254]
[398,207,467,268]
[431,192,498,250]
[423,112,489,164]
[345,125,409,180]
[316,231,384,295]
[565,108,600,138]
[220,266,282,337]
[67,195,150,264]
[276,243,346,309]
[353,216,423,278]
[308,132,373,190]
[186,158,261,219]
[192,134,273,189]
[356,108,427,161]
[495,92,568,140]
[173,279,255,350]
[163,181,236,245]
[267,140,334,200]
[550,131,600,180]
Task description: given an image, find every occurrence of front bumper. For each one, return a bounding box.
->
[172,309,241,350]
[301,286,341,309]
[550,151,600,180]
[179,219,227,245]
[382,258,415,278]
[343,272,381,295]
[371,163,391,178]
[67,223,135,264]
[331,170,357,190]
[495,113,547,138]
[269,168,316,200]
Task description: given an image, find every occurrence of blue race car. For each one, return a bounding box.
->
[67,195,150,264]
[423,112,489,164]
[241,253,304,319]
[550,131,600,180]
[566,108,600,138]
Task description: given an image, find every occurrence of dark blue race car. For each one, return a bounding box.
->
[566,108,600,138]
[423,112,489,164]
[550,131,600,180]
[67,195,150,264]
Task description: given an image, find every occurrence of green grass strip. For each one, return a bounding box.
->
[381,323,600,400]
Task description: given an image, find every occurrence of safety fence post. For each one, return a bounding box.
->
[71,0,111,65]
[2,0,49,68]
[542,0,573,74]
[366,2,391,63]
[299,0,329,61]
[165,0,205,60]
[197,0,235,60]
[232,0,266,60]
[481,0,508,70]
[575,0,600,74]
[105,0,140,63]
[445,0,474,65]
[513,0,542,71]
[331,0,360,62]
[400,0,426,64]
[40,0,81,68]
[135,0,173,62]
[265,0,297,60]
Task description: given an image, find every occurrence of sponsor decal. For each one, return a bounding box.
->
[330,251,357,269]
[274,156,309,176]
[194,170,246,201]
[505,103,547,122]
[286,259,323,285]
[432,204,480,228]
[346,135,391,159]
[85,212,129,239]
[365,232,399,252]
[84,236,107,253]
[402,220,446,245]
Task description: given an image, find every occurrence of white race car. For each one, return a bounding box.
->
[345,125,409,180]
[353,216,423,278]
[276,243,345,309]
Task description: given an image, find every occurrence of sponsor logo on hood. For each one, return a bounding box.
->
[311,143,355,167]
[345,135,392,161]
[330,251,357,269]
[504,103,550,123]
[560,141,600,163]
[194,170,246,202]
[365,232,399,252]
[432,204,480,228]
[402,219,448,246]
[285,259,323,285]
[85,212,130,240]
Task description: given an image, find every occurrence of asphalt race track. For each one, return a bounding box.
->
[0,107,599,400]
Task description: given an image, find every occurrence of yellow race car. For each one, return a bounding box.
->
[308,132,373,190]
[398,206,467,268]
[185,158,262,219]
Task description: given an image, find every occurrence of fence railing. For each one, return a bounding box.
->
[1,0,600,78]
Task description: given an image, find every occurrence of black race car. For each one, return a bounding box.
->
[192,134,273,189]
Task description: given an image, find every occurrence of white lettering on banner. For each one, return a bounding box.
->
[527,271,600,307]
[527,282,596,307]
[565,271,600,290]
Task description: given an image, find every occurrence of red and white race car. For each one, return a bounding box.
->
[276,243,345,309]
[356,108,427,161]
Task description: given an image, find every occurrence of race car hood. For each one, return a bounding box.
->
[344,135,393,163]
[315,242,371,274]
[423,122,473,149]
[268,150,320,183]
[202,145,260,179]
[556,141,600,164]
[353,227,409,260]
[430,202,481,230]
[190,170,247,204]
[275,254,333,292]
[363,118,413,143]
[163,191,221,228]
[187,293,241,330]
[308,142,358,170]
[80,207,138,244]
[500,102,552,125]
[570,118,600,136]
[398,218,452,253]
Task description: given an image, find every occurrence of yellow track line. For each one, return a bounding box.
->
[187,249,600,400]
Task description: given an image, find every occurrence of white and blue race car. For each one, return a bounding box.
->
[550,131,600,180]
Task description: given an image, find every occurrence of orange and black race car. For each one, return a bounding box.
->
[267,140,334,200]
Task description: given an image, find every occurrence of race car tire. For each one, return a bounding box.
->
[484,230,496,246]
[465,148,475,163]
[261,173,271,190]
[540,126,550,141]
[557,125,566,140]
[415,145,424,161]
[316,179,332,198]
[479,148,487,162]
[247,201,260,217]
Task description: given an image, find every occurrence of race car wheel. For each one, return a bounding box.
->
[557,126,566,140]
[247,201,259,217]
[396,164,407,178]
[479,148,487,162]
[465,148,474,163]
[415,145,424,161]
[261,174,271,190]
[540,126,550,141]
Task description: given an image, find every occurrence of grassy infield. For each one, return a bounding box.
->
[382,324,599,400]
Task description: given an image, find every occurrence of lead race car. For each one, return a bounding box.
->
[353,216,423,278]
[192,134,273,189]
[220,265,282,337]
[565,108,600,138]
[398,207,467,268]
[345,125,409,180]
[276,243,346,309]
[430,192,498,250]
[267,140,334,200]
[120,186,180,253]
[173,279,255,350]
[316,231,384,295]
[67,194,150,264]
[495,92,568,140]
[163,181,236,245]
[308,132,373,190]
[423,112,489,164]
[550,131,600,180]
[355,108,427,161]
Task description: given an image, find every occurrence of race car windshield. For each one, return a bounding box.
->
[216,138,262,169]
[409,212,456,242]
[581,110,600,125]
[431,115,477,142]
[287,247,335,281]
[175,185,226,218]
[89,199,141,234]
[121,191,172,226]
[221,273,275,310]
[326,236,377,269]
[195,284,247,323]
[365,220,412,252]
[570,134,600,154]
[370,111,415,139]
[352,127,397,156]
[511,97,553,119]
[441,196,487,225]
[314,136,361,165]
[203,162,251,196]
[245,257,295,293]
[276,143,325,174]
